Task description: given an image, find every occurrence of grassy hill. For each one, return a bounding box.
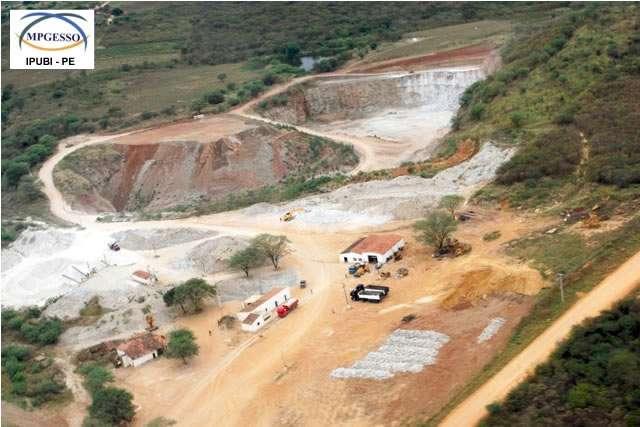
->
[448,3,640,212]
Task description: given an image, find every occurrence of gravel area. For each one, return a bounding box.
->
[242,142,513,228]
[331,329,450,380]
[170,236,251,275]
[111,228,218,250]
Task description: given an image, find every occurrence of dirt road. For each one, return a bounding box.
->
[230,70,454,172]
[440,250,640,427]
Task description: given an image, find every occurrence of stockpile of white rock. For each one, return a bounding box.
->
[477,317,506,343]
[331,329,450,380]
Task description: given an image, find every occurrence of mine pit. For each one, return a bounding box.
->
[258,66,484,163]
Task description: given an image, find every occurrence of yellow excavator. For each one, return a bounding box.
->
[280,208,305,222]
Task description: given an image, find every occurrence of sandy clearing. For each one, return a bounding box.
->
[109,114,257,145]
[440,250,640,427]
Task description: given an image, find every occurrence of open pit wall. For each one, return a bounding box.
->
[263,67,485,124]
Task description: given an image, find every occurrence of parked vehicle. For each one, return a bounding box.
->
[276,298,299,318]
[350,284,389,303]
[299,280,307,289]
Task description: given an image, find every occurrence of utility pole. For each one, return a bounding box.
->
[342,282,351,308]
[557,272,565,303]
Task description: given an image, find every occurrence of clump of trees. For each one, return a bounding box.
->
[482,297,640,426]
[163,278,217,314]
[414,210,457,252]
[80,362,135,426]
[228,233,291,277]
[1,344,68,407]
[165,328,199,364]
[1,308,64,346]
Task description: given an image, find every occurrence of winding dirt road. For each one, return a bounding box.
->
[440,250,640,427]
[31,63,640,427]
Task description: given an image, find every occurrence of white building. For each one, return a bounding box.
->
[237,287,291,332]
[340,234,405,265]
[116,333,166,368]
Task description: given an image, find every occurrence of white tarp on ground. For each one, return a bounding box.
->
[331,329,450,380]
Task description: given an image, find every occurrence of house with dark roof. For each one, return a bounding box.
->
[236,287,291,332]
[116,333,166,367]
[340,234,405,265]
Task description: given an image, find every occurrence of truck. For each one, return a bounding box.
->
[350,284,390,303]
[276,298,299,318]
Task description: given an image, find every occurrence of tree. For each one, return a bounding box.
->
[414,210,457,252]
[165,279,217,314]
[205,90,225,105]
[438,194,464,219]
[217,73,227,82]
[4,161,29,187]
[180,278,216,311]
[89,387,134,425]
[79,363,114,396]
[165,329,199,364]
[282,42,301,66]
[191,99,206,114]
[228,246,264,277]
[252,234,291,270]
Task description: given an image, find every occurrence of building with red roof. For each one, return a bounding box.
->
[340,234,405,265]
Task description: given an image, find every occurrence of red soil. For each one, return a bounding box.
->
[350,43,495,73]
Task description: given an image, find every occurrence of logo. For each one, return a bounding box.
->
[10,9,94,70]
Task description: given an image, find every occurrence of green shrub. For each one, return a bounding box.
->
[510,111,526,128]
[497,129,581,184]
[205,90,225,105]
[470,103,485,121]
[89,387,135,425]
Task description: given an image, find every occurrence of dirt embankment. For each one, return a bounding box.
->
[53,125,357,213]
[349,43,497,73]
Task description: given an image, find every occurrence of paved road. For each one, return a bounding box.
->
[440,250,640,427]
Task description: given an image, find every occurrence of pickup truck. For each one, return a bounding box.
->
[350,284,390,303]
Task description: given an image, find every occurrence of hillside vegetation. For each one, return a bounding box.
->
[450,4,640,209]
[481,294,640,427]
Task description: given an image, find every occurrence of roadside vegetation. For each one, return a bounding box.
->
[425,215,640,426]
[481,294,640,427]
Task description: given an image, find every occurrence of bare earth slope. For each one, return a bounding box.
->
[441,251,640,427]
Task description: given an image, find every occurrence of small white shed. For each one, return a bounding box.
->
[340,234,405,265]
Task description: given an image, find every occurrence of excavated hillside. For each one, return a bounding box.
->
[53,125,357,213]
[257,67,484,158]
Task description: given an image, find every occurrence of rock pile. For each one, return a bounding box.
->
[331,329,450,380]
